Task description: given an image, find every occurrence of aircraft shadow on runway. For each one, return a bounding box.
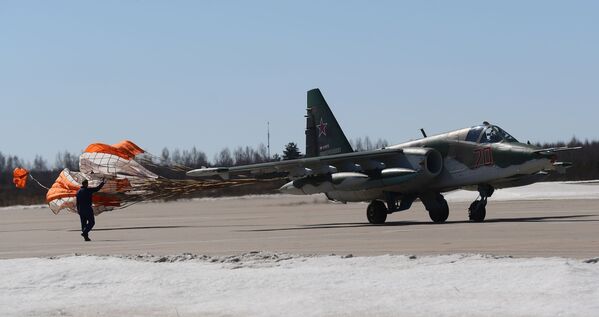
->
[241,214,597,232]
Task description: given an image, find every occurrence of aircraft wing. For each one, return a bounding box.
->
[187,148,407,179]
[187,146,444,196]
[187,88,444,197]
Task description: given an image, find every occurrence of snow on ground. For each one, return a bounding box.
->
[191,181,599,203]
[1,253,598,317]
[445,181,599,202]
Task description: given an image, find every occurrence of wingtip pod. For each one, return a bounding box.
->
[13,167,29,189]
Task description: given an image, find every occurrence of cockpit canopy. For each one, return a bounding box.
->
[465,123,519,144]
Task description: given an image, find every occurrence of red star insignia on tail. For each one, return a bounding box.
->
[317,118,328,137]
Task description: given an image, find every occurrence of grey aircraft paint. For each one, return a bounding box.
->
[188,89,580,224]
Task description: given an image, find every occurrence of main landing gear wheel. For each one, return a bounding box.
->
[469,184,493,222]
[367,200,388,224]
[428,194,449,223]
[468,199,487,222]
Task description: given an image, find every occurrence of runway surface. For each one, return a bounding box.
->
[1,192,598,259]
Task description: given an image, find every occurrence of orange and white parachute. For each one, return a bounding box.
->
[46,140,157,215]
[80,140,158,180]
[13,168,29,189]
[45,169,137,215]
[45,140,261,215]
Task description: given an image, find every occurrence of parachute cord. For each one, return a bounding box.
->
[141,153,193,172]
[29,174,50,190]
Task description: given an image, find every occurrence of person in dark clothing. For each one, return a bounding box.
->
[76,179,105,241]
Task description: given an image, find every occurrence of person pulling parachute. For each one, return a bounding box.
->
[18,140,271,241]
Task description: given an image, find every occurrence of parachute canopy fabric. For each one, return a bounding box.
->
[47,140,157,215]
[47,140,276,216]
[13,168,29,189]
[46,169,130,215]
[80,140,158,179]
[84,140,144,160]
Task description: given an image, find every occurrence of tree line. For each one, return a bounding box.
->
[540,138,599,181]
[0,136,389,174]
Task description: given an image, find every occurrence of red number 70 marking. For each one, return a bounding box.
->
[474,147,494,168]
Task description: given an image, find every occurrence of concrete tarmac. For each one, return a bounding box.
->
[1,195,598,259]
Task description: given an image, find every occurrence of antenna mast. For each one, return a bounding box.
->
[267,121,271,160]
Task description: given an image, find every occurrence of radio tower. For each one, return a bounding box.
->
[267,121,271,160]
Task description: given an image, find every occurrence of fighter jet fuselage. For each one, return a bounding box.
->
[188,89,579,224]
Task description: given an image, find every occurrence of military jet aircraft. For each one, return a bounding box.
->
[188,89,580,224]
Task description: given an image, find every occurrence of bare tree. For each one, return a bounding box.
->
[214,148,234,167]
[161,148,170,164]
[375,138,389,149]
[33,155,48,171]
[0,152,5,172]
[5,155,24,171]
[55,151,78,170]
[352,136,389,151]
[364,136,373,151]
[352,137,364,151]
[255,143,269,163]
[182,147,208,168]
[235,146,258,165]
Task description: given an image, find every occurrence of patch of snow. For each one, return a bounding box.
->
[445,181,599,202]
[1,253,598,317]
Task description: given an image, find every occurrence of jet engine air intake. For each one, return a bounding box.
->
[402,148,443,177]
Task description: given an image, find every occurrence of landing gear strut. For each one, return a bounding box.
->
[469,184,494,222]
[420,192,449,223]
[366,200,388,224]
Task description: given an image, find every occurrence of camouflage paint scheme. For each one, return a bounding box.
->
[392,127,553,191]
[188,88,576,223]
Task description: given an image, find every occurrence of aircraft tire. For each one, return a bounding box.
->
[367,200,387,224]
[428,197,449,223]
[468,201,486,222]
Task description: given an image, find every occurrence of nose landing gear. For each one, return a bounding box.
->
[469,184,494,222]
[366,200,388,224]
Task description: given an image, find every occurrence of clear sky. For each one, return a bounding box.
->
[1,1,598,164]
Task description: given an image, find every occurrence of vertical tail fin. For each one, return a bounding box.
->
[305,88,354,157]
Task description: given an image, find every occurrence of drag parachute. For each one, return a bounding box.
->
[45,140,267,216]
[80,140,158,179]
[46,169,127,215]
[13,168,29,189]
[47,140,157,215]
